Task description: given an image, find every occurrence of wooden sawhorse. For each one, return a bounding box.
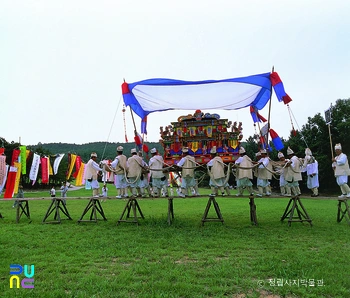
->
[337,198,350,225]
[16,199,31,223]
[42,198,73,224]
[167,197,174,225]
[249,196,258,225]
[201,195,224,226]
[117,197,144,225]
[281,196,312,226]
[78,198,107,223]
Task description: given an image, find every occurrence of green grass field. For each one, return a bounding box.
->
[0,186,349,297]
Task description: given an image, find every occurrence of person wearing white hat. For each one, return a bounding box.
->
[285,147,302,196]
[126,148,145,197]
[149,148,168,197]
[302,148,319,197]
[234,146,254,196]
[254,149,272,197]
[332,143,350,198]
[85,152,103,197]
[111,146,128,198]
[207,146,226,196]
[177,147,199,197]
[276,152,291,196]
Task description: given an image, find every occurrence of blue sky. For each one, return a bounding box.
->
[1,0,349,145]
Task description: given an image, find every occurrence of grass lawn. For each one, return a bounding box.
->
[0,186,349,297]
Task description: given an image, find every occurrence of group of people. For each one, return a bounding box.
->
[234,143,350,198]
[84,142,350,199]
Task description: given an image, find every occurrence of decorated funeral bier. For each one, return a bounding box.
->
[159,109,243,165]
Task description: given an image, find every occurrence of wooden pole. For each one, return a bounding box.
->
[266,66,274,146]
[328,124,334,159]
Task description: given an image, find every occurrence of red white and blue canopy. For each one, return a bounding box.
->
[122,71,291,121]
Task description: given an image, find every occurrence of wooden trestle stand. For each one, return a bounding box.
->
[43,198,72,224]
[78,198,107,223]
[201,194,224,226]
[167,197,174,225]
[249,195,258,226]
[280,195,312,227]
[337,198,350,225]
[16,199,31,223]
[117,197,144,225]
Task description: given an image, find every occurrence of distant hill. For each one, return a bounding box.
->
[27,141,163,162]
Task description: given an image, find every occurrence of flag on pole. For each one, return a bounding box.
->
[141,116,148,134]
[270,72,292,104]
[325,107,332,124]
[250,106,267,123]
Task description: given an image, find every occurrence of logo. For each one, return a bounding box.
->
[9,264,35,289]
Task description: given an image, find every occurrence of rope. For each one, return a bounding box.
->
[101,96,123,161]
[288,105,309,148]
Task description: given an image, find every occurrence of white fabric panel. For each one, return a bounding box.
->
[132,82,262,111]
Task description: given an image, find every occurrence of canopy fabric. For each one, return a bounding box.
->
[122,72,291,120]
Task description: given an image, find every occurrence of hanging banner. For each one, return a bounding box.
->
[29,153,41,184]
[0,148,4,155]
[72,156,82,178]
[0,165,9,194]
[53,154,65,175]
[0,155,7,189]
[48,157,53,175]
[75,162,85,186]
[41,157,49,184]
[20,145,27,174]
[4,166,17,198]
[66,154,77,180]
[13,162,22,194]
[11,149,20,166]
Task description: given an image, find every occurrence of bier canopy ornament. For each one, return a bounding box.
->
[159,110,243,165]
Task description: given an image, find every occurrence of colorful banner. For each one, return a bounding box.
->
[41,157,49,184]
[4,166,17,198]
[75,162,85,186]
[0,165,9,194]
[29,153,41,184]
[0,155,6,187]
[66,154,77,180]
[53,154,65,175]
[13,162,22,194]
[48,157,53,175]
[20,145,27,174]
[11,149,20,166]
[72,156,82,178]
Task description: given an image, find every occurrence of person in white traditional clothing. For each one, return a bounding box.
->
[126,148,145,197]
[111,146,128,199]
[85,152,103,198]
[176,147,199,197]
[302,148,319,197]
[254,149,272,197]
[137,151,152,197]
[332,143,350,198]
[234,146,254,196]
[207,146,226,196]
[149,148,168,197]
[285,147,302,196]
[276,152,291,196]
